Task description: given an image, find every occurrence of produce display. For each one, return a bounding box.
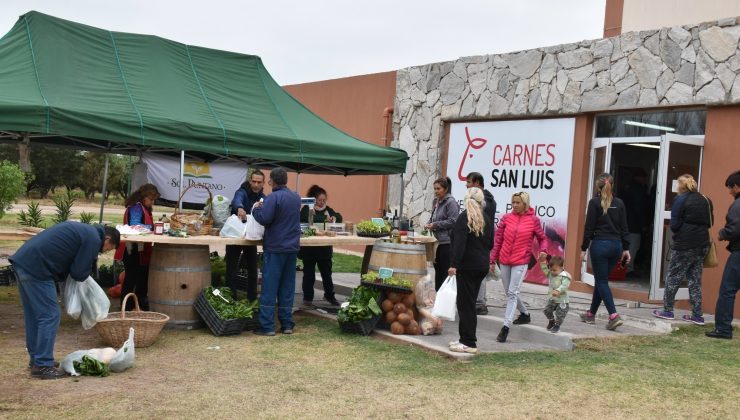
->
[355,219,391,235]
[337,285,381,323]
[301,227,316,237]
[361,272,413,290]
[73,355,111,377]
[380,291,420,335]
[203,286,259,320]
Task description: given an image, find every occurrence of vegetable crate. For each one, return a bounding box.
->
[194,291,250,336]
[0,265,15,286]
[338,314,381,336]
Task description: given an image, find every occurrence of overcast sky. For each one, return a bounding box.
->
[1,0,606,85]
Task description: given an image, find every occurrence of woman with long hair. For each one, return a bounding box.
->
[447,187,494,354]
[299,185,342,306]
[653,174,713,325]
[425,177,460,290]
[580,173,630,330]
[114,183,159,311]
[490,191,547,343]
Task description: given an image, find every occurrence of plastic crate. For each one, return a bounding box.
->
[194,292,250,336]
[338,314,381,336]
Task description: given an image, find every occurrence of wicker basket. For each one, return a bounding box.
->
[95,293,169,348]
[170,183,214,236]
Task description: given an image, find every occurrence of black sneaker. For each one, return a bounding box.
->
[705,330,732,340]
[30,366,66,380]
[496,326,509,343]
[476,306,489,315]
[253,330,276,336]
[550,324,560,333]
[512,313,531,325]
[326,296,341,306]
[546,319,555,331]
[28,361,59,369]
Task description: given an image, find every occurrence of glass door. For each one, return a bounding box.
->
[581,138,609,286]
[649,133,705,300]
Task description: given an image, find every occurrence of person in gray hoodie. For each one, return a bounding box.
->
[425,177,460,290]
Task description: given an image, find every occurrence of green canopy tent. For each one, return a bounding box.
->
[0,11,408,176]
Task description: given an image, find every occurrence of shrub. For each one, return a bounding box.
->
[79,211,96,224]
[17,201,44,227]
[52,189,77,224]
[0,161,27,219]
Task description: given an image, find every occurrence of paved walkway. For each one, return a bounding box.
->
[295,269,736,360]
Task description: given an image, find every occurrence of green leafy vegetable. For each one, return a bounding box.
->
[337,285,381,323]
[73,355,110,377]
[203,286,259,320]
[361,272,413,289]
[356,220,391,234]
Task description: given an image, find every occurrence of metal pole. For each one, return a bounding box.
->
[296,173,300,194]
[179,150,185,210]
[398,173,404,219]
[98,154,110,224]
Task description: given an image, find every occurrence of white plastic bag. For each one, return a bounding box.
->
[209,195,232,228]
[431,275,457,322]
[220,214,247,238]
[77,276,110,330]
[109,328,135,373]
[244,214,265,240]
[486,263,502,282]
[64,277,81,319]
[61,347,117,376]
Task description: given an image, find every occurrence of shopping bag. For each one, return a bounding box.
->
[704,240,718,268]
[109,328,136,373]
[244,215,265,240]
[64,277,82,319]
[209,195,232,228]
[486,263,501,282]
[431,275,457,321]
[77,276,110,330]
[220,214,247,238]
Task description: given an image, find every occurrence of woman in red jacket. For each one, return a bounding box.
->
[489,191,547,343]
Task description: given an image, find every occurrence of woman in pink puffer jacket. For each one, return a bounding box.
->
[489,191,547,343]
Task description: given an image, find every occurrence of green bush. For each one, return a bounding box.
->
[0,161,27,219]
[79,211,96,224]
[17,201,44,228]
[52,189,77,224]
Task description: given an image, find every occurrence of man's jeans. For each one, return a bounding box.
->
[258,252,297,333]
[15,266,60,367]
[714,251,740,335]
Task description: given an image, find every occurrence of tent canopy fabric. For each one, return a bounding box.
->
[0,11,407,175]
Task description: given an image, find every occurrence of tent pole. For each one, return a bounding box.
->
[296,173,300,193]
[98,154,110,224]
[179,151,185,210]
[398,173,404,219]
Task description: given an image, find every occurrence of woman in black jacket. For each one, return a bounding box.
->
[447,187,494,354]
[653,174,713,325]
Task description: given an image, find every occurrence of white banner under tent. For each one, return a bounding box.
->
[133,153,248,207]
[445,118,575,285]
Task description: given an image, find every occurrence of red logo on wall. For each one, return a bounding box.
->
[457,126,488,181]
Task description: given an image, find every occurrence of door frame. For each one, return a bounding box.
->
[648,133,705,300]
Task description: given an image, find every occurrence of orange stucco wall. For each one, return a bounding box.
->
[282,72,397,227]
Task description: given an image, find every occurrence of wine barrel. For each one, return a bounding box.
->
[367,241,427,284]
[148,244,211,329]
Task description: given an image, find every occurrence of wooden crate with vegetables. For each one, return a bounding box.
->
[195,287,259,336]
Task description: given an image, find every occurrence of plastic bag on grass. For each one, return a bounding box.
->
[64,277,81,319]
[61,347,117,377]
[415,274,443,335]
[431,275,457,322]
[75,276,110,329]
[109,328,135,373]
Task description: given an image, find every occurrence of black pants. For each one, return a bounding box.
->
[456,269,487,348]
[434,244,451,291]
[225,245,258,301]
[301,246,335,302]
[121,246,149,311]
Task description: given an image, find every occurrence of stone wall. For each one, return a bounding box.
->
[392,17,740,225]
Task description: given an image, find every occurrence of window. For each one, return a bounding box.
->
[595,110,706,137]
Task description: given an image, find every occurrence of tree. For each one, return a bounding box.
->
[0,161,27,218]
[79,152,131,199]
[25,147,84,198]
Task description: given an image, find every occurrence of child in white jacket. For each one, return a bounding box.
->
[540,255,571,333]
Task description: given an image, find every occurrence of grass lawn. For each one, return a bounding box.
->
[332,252,362,273]
[0,285,737,418]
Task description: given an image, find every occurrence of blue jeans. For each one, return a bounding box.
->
[14,266,60,367]
[714,251,739,336]
[258,252,297,333]
[589,239,622,315]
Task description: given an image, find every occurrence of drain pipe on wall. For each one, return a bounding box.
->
[381,107,404,218]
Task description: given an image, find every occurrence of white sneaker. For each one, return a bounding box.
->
[449,342,478,354]
[448,340,459,347]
